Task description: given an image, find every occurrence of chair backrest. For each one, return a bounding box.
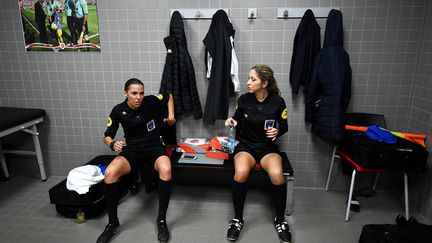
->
[345,113,387,129]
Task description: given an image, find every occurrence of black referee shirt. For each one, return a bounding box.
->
[232,92,288,151]
[104,93,169,150]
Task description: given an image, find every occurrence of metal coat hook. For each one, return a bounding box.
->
[196,10,201,18]
[283,10,289,18]
[248,8,257,19]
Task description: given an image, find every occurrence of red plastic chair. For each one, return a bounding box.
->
[325,113,409,222]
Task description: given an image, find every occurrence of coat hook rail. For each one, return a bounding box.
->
[277,7,340,19]
[170,9,229,19]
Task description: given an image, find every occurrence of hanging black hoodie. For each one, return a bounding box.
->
[202,10,235,124]
[305,9,352,142]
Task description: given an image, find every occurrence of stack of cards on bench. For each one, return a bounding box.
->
[177,138,224,165]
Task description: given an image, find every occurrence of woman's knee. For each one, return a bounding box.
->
[156,160,172,181]
[234,167,251,182]
[104,167,121,184]
[268,170,285,185]
[103,157,130,183]
[159,167,171,181]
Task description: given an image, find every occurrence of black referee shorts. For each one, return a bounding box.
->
[119,146,167,173]
[234,142,281,164]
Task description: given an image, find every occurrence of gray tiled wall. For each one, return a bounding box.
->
[409,1,432,224]
[0,0,429,196]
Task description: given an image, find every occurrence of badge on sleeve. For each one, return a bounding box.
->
[281,108,288,119]
[154,94,164,100]
[107,117,112,127]
[147,119,156,132]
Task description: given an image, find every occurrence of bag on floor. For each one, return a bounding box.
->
[344,134,428,171]
[359,224,432,243]
[48,155,130,220]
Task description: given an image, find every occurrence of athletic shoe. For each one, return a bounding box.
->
[227,218,244,241]
[96,222,119,243]
[157,219,170,243]
[274,218,291,243]
[396,214,409,225]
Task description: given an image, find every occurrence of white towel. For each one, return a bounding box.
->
[66,165,105,194]
[230,36,240,93]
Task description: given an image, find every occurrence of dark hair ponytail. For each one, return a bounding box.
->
[124,78,144,91]
[251,64,280,95]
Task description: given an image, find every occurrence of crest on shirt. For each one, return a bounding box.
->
[281,108,288,119]
[107,117,112,127]
[154,94,164,100]
[147,119,156,132]
[264,120,275,129]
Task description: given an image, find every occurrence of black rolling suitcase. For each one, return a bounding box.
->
[49,155,131,220]
[343,134,428,171]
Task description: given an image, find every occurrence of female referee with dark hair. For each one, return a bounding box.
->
[97,78,175,243]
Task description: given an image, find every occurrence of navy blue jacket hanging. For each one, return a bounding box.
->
[160,11,203,120]
[202,10,235,124]
[289,9,321,95]
[305,9,352,141]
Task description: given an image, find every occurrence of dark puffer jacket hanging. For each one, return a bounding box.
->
[160,11,203,120]
[289,9,321,95]
[305,9,352,142]
[202,10,235,124]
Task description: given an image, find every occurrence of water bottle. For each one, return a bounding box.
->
[227,126,236,154]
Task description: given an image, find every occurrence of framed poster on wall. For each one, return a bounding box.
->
[19,0,101,52]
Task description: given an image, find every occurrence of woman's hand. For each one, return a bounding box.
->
[165,116,176,126]
[265,127,279,141]
[112,140,126,152]
[225,118,237,127]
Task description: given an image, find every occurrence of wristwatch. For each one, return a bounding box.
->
[109,141,116,151]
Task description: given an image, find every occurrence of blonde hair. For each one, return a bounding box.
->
[251,64,280,94]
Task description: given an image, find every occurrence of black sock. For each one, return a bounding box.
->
[271,183,287,222]
[157,179,172,221]
[232,180,247,221]
[104,182,119,225]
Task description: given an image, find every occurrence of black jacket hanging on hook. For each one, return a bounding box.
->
[160,11,203,120]
[305,9,352,142]
[289,9,321,95]
[202,10,235,124]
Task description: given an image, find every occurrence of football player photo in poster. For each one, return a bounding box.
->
[19,0,101,52]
